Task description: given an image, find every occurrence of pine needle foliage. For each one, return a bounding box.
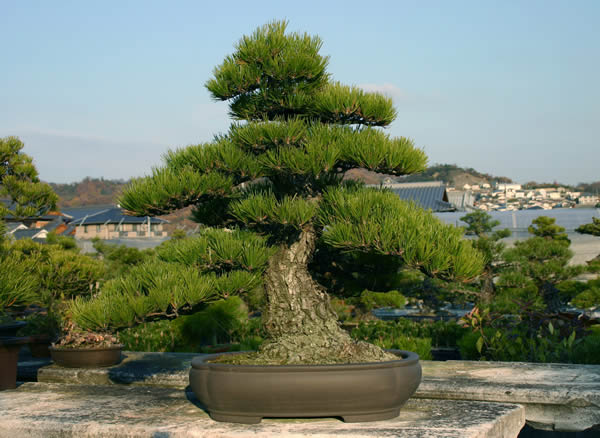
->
[69,260,262,331]
[318,186,483,282]
[120,167,234,215]
[117,20,484,345]
[0,136,58,219]
[156,228,275,272]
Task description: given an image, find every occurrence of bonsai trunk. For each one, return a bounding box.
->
[257,226,397,365]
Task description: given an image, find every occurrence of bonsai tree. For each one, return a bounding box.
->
[576,217,600,237]
[460,210,511,304]
[118,21,483,365]
[499,216,582,312]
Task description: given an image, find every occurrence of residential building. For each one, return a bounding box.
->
[68,207,168,239]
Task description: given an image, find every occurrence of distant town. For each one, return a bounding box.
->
[447,183,600,212]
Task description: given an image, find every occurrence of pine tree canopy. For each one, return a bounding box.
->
[120,20,483,283]
[0,136,58,218]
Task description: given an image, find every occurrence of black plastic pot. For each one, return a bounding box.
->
[189,349,421,424]
[0,336,30,390]
[49,345,123,368]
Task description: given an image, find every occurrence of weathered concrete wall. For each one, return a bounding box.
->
[0,382,525,438]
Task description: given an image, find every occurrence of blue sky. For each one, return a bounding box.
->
[1,1,598,184]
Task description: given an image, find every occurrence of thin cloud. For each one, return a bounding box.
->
[359,83,405,101]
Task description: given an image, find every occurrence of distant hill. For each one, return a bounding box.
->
[50,177,128,208]
[400,164,513,187]
[51,166,515,209]
[344,164,513,188]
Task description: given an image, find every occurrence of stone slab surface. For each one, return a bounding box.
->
[417,360,600,432]
[0,382,524,438]
[24,352,600,431]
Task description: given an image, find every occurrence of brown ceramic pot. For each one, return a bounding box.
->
[50,345,123,368]
[0,336,30,390]
[189,349,421,424]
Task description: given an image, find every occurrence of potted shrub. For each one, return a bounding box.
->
[49,321,122,368]
[118,21,483,423]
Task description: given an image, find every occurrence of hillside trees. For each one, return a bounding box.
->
[106,21,484,365]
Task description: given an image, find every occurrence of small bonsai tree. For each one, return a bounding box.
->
[118,21,483,364]
[499,216,581,312]
[460,210,511,304]
[576,217,600,237]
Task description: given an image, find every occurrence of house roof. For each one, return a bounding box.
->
[12,229,47,240]
[367,181,455,212]
[5,222,28,233]
[69,207,168,226]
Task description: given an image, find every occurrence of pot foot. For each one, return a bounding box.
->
[209,412,262,424]
[342,409,400,423]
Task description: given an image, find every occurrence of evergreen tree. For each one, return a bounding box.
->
[528,216,570,245]
[576,217,600,237]
[119,21,483,364]
[500,216,581,312]
[460,211,510,303]
[0,136,58,219]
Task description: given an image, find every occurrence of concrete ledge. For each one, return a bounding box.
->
[20,352,600,432]
[0,382,525,438]
[417,360,600,432]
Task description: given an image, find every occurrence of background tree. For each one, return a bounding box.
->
[528,216,570,245]
[118,21,483,365]
[576,217,600,237]
[499,216,581,312]
[460,210,511,303]
[0,136,58,219]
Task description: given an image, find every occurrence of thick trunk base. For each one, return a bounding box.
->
[221,226,397,365]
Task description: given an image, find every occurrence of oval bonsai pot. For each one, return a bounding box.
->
[189,349,421,424]
[0,336,30,390]
[49,345,123,368]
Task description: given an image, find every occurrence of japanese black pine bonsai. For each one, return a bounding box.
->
[119,21,483,365]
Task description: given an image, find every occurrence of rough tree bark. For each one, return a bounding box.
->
[245,226,398,365]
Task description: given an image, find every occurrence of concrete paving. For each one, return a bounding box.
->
[0,382,525,438]
[21,352,600,432]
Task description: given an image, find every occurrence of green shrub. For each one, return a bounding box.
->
[571,287,600,309]
[119,318,190,352]
[0,255,40,309]
[181,297,248,345]
[360,290,406,311]
[572,333,600,364]
[349,319,470,360]
[17,312,60,339]
[118,303,265,353]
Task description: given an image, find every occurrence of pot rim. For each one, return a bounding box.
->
[49,344,124,352]
[191,349,419,372]
[0,336,31,346]
[0,321,27,330]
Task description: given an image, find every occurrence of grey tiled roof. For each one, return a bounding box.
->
[367,181,455,212]
[12,229,45,240]
[69,207,168,226]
